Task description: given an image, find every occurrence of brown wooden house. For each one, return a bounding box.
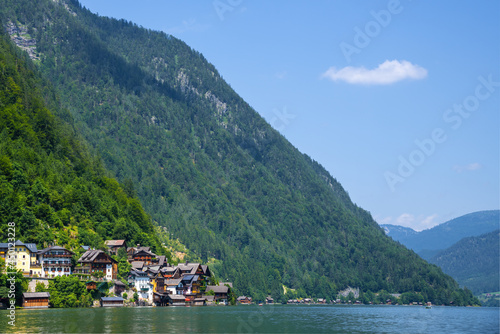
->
[76,250,118,280]
[23,292,50,308]
[131,249,156,265]
[206,285,229,305]
[159,266,180,279]
[237,296,252,304]
[104,240,127,256]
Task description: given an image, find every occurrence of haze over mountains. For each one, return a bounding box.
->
[0,0,480,305]
[382,210,499,295]
[382,210,500,260]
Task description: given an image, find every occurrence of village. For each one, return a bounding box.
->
[0,240,431,309]
[0,239,240,308]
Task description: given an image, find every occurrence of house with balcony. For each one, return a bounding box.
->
[126,245,151,261]
[75,250,117,281]
[38,246,73,278]
[159,266,180,279]
[206,285,230,305]
[131,249,156,265]
[128,269,153,303]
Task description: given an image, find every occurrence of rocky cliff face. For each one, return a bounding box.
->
[6,21,38,60]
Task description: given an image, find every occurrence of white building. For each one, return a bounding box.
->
[38,246,73,278]
[129,269,153,302]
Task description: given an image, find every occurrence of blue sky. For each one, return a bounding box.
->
[78,0,499,231]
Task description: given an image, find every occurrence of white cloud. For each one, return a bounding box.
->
[376,216,393,224]
[391,213,440,231]
[322,60,428,85]
[420,214,438,230]
[396,213,415,225]
[453,163,482,173]
[377,213,441,231]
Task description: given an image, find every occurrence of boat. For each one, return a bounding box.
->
[425,302,432,309]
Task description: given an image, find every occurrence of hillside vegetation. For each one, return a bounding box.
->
[0,28,166,256]
[430,230,499,295]
[0,0,479,304]
[382,210,500,260]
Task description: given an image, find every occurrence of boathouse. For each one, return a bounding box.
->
[100,297,124,307]
[22,292,50,308]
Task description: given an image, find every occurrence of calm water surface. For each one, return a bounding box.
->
[1,305,498,333]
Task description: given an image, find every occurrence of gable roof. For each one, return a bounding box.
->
[161,266,179,273]
[105,240,126,247]
[78,250,117,264]
[131,261,144,270]
[146,265,160,273]
[165,278,183,286]
[128,246,151,252]
[177,263,199,275]
[38,246,73,255]
[133,249,156,257]
[157,255,166,267]
[206,285,228,294]
[201,265,211,276]
[129,269,149,278]
[101,297,124,302]
[23,292,50,298]
[114,280,126,287]
[237,296,251,301]
[168,295,185,301]
[181,275,199,283]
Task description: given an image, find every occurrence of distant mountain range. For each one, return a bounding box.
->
[429,230,499,295]
[382,210,499,296]
[382,210,500,260]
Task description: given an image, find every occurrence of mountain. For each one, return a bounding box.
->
[0,0,479,305]
[382,224,418,243]
[382,210,500,259]
[429,230,499,295]
[0,28,166,255]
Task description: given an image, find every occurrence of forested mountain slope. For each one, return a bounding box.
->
[0,0,478,304]
[382,210,499,260]
[0,29,166,255]
[429,230,499,295]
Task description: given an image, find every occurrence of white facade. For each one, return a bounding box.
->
[166,282,183,295]
[131,273,153,302]
[40,247,73,278]
[106,264,113,280]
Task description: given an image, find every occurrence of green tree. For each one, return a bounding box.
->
[47,275,92,308]
[0,269,29,306]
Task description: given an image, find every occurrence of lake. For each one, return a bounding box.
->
[1,305,498,333]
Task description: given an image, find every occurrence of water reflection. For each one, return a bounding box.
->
[1,305,498,333]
